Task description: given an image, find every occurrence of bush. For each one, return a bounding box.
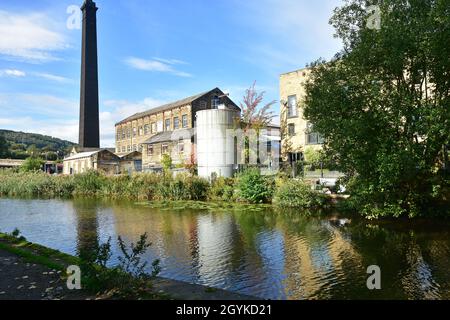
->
[79,233,161,299]
[73,170,106,196]
[20,157,44,172]
[273,179,328,209]
[153,174,209,201]
[208,177,236,201]
[235,168,274,204]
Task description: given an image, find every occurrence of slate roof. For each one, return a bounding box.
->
[116,88,218,125]
[142,128,195,145]
[64,150,101,161]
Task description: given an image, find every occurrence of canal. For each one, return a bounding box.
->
[0,198,449,300]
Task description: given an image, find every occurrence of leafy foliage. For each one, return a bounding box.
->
[304,0,450,218]
[20,157,44,172]
[235,168,274,204]
[79,233,161,299]
[0,129,75,159]
[273,179,328,209]
[161,154,172,173]
[0,134,8,158]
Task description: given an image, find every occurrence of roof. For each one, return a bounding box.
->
[280,66,311,77]
[64,150,100,161]
[119,151,142,159]
[116,88,218,125]
[0,159,25,167]
[142,129,195,145]
[64,149,119,161]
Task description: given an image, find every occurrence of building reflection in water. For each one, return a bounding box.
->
[72,198,100,260]
[57,200,450,300]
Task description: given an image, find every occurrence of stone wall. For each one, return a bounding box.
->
[280,68,323,158]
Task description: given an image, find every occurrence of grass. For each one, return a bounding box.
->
[0,232,173,300]
[0,232,78,271]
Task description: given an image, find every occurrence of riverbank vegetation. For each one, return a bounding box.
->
[0,229,165,299]
[0,169,330,210]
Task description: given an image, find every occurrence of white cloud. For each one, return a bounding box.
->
[0,92,168,148]
[153,57,188,65]
[101,97,167,147]
[125,57,192,77]
[0,69,71,83]
[33,72,72,83]
[0,10,67,63]
[0,69,26,77]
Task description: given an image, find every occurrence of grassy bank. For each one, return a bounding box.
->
[0,230,167,300]
[0,169,330,210]
[0,231,77,271]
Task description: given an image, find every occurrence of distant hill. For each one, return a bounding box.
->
[0,129,76,159]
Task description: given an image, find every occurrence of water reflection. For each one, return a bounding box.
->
[73,198,100,260]
[0,198,449,300]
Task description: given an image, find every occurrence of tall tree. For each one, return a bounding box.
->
[0,135,8,158]
[239,82,276,164]
[304,0,450,218]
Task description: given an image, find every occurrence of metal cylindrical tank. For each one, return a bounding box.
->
[196,109,238,179]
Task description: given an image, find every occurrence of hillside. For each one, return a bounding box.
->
[0,129,76,159]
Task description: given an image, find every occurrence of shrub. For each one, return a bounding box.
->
[235,168,274,204]
[153,174,209,201]
[73,170,106,196]
[79,233,161,299]
[161,154,172,173]
[273,179,328,209]
[20,157,44,172]
[208,176,236,201]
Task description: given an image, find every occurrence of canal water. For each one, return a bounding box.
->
[0,198,449,300]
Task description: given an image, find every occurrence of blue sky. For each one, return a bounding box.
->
[0,0,342,147]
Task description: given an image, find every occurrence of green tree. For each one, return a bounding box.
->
[20,157,44,172]
[0,135,8,158]
[304,0,450,218]
[161,154,172,174]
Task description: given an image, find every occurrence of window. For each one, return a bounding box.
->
[306,123,325,145]
[182,115,188,128]
[122,146,125,153]
[151,122,156,133]
[133,144,137,151]
[162,144,169,155]
[289,152,304,163]
[147,145,154,156]
[199,101,207,109]
[126,128,131,138]
[212,96,221,109]
[139,126,143,136]
[173,117,180,130]
[165,119,171,131]
[144,124,150,135]
[288,124,295,136]
[122,129,126,140]
[127,145,131,152]
[287,95,298,117]
[178,140,185,154]
[133,127,137,137]
[116,129,121,141]
[157,120,163,132]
